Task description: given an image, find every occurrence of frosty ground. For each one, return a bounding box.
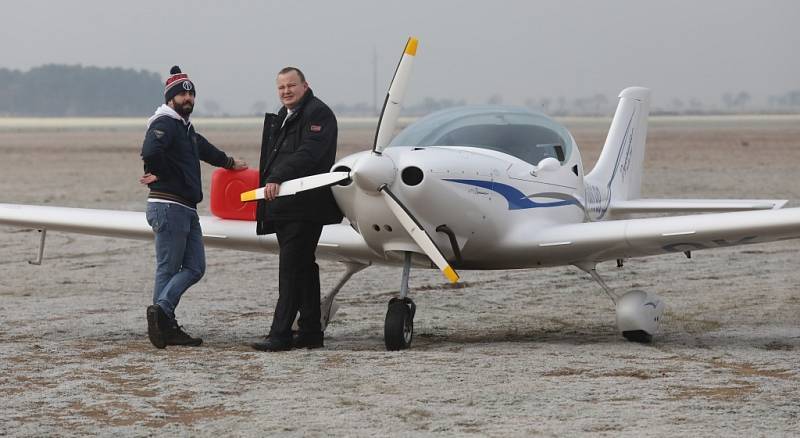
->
[1,116,798,436]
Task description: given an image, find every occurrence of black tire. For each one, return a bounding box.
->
[622,330,653,343]
[384,298,414,351]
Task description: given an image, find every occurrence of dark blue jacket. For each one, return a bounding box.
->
[141,115,233,208]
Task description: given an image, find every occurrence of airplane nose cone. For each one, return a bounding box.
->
[352,153,396,192]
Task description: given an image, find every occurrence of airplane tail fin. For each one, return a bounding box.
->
[584,87,650,219]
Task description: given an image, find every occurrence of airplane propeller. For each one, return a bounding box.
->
[240,171,350,201]
[379,185,459,282]
[242,37,460,284]
[373,37,418,154]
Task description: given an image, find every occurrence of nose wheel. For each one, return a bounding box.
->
[384,297,416,350]
[384,251,417,351]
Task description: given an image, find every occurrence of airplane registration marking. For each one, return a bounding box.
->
[586,108,637,220]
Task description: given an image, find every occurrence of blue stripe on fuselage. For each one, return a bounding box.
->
[445,179,575,210]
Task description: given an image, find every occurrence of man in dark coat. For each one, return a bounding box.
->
[252,67,343,352]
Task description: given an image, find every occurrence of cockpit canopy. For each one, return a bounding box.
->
[389,106,574,165]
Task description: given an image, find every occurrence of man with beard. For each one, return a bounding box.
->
[251,67,342,352]
[139,66,247,349]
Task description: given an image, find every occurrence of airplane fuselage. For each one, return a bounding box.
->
[332,143,587,269]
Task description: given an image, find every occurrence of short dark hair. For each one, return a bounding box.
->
[278,67,306,83]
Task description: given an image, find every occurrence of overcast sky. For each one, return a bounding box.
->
[1,0,798,114]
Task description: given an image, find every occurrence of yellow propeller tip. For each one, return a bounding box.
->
[405,37,418,56]
[443,266,459,283]
[240,190,257,202]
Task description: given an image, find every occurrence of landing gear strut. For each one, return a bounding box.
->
[291,261,369,332]
[576,262,665,343]
[320,262,369,330]
[385,252,416,350]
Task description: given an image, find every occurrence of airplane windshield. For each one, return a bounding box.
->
[389,106,574,164]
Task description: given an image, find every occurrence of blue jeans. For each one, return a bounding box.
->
[146,202,205,322]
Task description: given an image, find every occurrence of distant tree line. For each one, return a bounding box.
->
[0,64,162,116]
[2,64,799,117]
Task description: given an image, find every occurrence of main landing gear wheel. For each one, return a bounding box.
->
[622,330,653,343]
[577,264,666,345]
[384,297,416,351]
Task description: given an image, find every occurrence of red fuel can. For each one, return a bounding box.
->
[210,168,260,220]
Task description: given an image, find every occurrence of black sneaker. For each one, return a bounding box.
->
[146,305,167,349]
[251,335,292,352]
[293,332,324,349]
[164,323,203,347]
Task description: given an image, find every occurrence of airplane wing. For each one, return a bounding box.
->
[608,198,786,215]
[5,203,800,271]
[0,203,376,263]
[503,207,800,268]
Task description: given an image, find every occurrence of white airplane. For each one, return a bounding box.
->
[1,38,798,351]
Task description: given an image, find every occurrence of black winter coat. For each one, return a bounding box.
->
[256,89,343,235]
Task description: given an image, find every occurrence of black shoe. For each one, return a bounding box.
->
[146,305,167,349]
[164,323,203,347]
[251,335,292,352]
[293,332,324,349]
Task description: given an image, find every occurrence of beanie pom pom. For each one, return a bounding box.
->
[170,65,182,74]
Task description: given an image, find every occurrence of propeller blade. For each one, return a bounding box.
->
[373,37,418,154]
[379,185,459,283]
[241,171,350,202]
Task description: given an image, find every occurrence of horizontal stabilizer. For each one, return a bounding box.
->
[609,198,787,215]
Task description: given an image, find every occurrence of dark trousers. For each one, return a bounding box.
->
[269,221,324,339]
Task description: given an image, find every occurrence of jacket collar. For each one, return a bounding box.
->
[147,104,191,129]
